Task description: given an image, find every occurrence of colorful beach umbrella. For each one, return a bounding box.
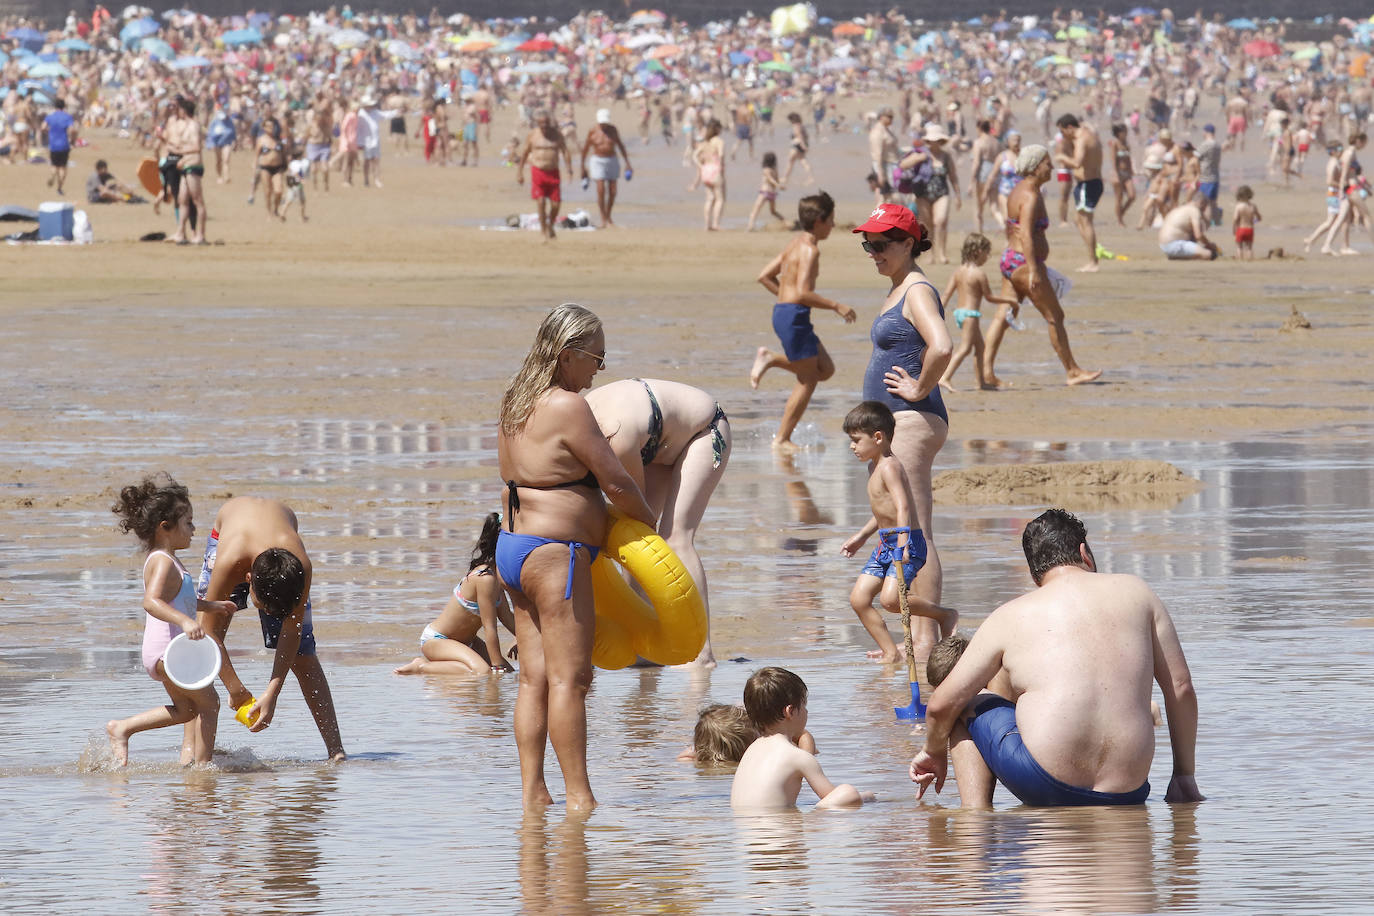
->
[759,59,793,72]
[25,61,72,78]
[120,17,160,44]
[1228,18,1258,30]
[1292,46,1321,61]
[455,38,494,52]
[170,54,211,69]
[56,38,92,52]
[1021,28,1053,41]
[7,27,46,51]
[1243,39,1281,58]
[649,43,679,59]
[832,22,865,37]
[515,38,556,52]
[140,37,175,59]
[329,28,370,49]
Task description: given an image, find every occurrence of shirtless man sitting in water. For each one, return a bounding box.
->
[196,497,346,761]
[750,192,857,452]
[910,509,1202,808]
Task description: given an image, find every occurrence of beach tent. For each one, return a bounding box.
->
[770,3,814,37]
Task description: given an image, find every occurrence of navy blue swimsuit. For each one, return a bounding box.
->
[862,280,948,425]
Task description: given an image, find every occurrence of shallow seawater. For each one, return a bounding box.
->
[2,432,1373,913]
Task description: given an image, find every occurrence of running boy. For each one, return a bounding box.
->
[196,496,345,761]
[751,191,857,452]
[939,233,1021,391]
[730,667,873,809]
[840,402,958,662]
[1232,185,1261,261]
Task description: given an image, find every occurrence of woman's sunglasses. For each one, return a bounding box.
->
[861,239,893,254]
[568,347,606,369]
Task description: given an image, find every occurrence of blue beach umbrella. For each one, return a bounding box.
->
[56,38,92,52]
[7,26,45,51]
[1227,18,1258,30]
[221,28,262,47]
[728,50,752,65]
[171,54,211,69]
[120,17,160,44]
[1021,28,1053,41]
[0,51,7,65]
[1126,7,1158,16]
[247,12,272,29]
[25,61,72,78]
[141,37,175,59]
[992,21,1013,32]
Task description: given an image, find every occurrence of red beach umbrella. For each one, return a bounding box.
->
[516,38,556,52]
[1243,39,1281,58]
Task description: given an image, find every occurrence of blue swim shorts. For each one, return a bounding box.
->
[772,302,820,361]
[966,695,1149,806]
[859,527,927,584]
[197,530,317,656]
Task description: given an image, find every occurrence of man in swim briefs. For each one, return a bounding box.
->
[516,109,573,241]
[910,509,1202,808]
[166,96,207,244]
[1056,114,1104,273]
[750,192,857,452]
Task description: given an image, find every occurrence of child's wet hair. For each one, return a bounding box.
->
[843,400,896,440]
[112,473,190,549]
[1236,185,1254,202]
[250,547,306,618]
[692,704,759,765]
[798,191,834,231]
[762,151,777,169]
[470,512,502,572]
[926,633,969,687]
[744,666,807,728]
[961,232,992,263]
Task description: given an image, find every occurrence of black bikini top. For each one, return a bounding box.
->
[504,472,599,530]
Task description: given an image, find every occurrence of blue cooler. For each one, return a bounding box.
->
[38,202,74,241]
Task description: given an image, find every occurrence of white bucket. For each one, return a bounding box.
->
[162,633,222,691]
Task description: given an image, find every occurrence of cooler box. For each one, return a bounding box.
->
[38,202,74,241]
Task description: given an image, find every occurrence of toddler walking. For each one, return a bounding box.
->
[1232,185,1261,260]
[939,233,1020,391]
[105,474,236,766]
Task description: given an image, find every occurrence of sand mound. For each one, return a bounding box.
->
[933,459,1203,509]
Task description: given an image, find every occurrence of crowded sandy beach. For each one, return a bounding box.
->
[2,4,1374,913]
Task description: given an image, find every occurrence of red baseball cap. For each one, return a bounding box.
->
[853,203,925,239]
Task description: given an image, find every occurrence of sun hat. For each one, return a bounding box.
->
[923,123,950,142]
[596,108,612,124]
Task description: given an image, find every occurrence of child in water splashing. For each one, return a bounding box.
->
[395,512,517,675]
[105,474,237,766]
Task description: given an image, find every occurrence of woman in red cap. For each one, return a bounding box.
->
[851,203,952,654]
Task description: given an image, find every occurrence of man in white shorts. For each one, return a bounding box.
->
[579,108,633,228]
[1158,194,1220,260]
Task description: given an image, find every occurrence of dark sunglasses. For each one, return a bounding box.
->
[861,239,893,254]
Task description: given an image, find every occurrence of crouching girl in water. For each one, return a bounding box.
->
[395,513,517,675]
[105,475,237,766]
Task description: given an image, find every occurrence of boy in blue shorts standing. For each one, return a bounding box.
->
[840,401,958,662]
[751,191,857,452]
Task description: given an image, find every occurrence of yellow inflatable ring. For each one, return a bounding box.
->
[590,511,706,669]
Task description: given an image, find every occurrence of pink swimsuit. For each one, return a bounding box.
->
[140,551,197,680]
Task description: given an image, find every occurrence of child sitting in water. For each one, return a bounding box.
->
[105,474,237,766]
[939,233,1021,392]
[677,703,816,765]
[394,512,516,675]
[840,402,958,663]
[1232,185,1261,261]
[746,151,785,231]
[730,667,873,809]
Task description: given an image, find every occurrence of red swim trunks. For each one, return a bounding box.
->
[1235,227,1254,244]
[530,165,561,202]
[477,108,491,124]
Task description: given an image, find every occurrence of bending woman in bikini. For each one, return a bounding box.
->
[981,144,1103,389]
[497,303,655,812]
[584,378,731,668]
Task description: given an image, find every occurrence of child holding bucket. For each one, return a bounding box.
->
[105,474,237,766]
[394,512,517,676]
[840,402,958,662]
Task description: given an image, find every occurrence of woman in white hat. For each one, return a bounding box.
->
[917,123,961,264]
